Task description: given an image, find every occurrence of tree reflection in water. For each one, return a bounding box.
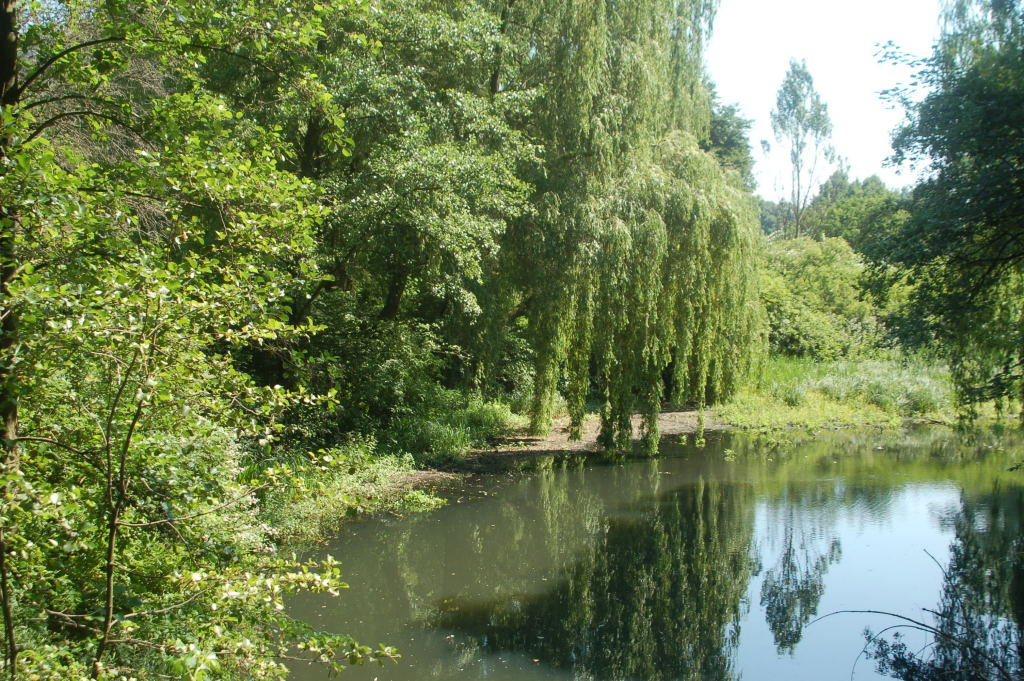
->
[359,427,1024,681]
[434,479,756,681]
[869,487,1024,681]
[754,477,844,654]
[760,525,842,653]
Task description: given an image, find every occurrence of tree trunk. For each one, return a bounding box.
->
[299,113,325,179]
[378,270,409,321]
[0,1,19,677]
[489,0,515,96]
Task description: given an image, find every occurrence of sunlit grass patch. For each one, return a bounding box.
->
[262,436,447,545]
[717,354,957,430]
[389,392,529,466]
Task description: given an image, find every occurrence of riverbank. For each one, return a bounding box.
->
[475,409,724,453]
[269,354,965,546]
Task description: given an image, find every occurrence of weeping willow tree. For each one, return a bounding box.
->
[485,0,764,450]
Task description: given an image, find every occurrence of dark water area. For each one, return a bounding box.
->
[288,426,1024,681]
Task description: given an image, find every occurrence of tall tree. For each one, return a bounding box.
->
[486,0,764,449]
[704,97,757,191]
[771,59,834,238]
[881,0,1024,412]
[0,2,397,677]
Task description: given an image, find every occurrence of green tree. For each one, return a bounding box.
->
[880,0,1024,412]
[704,97,757,190]
[803,172,909,251]
[771,59,835,238]
[759,198,790,237]
[761,237,881,359]
[488,0,764,449]
[0,2,397,678]
[192,0,536,457]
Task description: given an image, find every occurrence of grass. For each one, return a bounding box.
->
[717,354,958,431]
[261,435,448,546]
[389,392,529,467]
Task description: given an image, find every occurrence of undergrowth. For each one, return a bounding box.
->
[263,395,527,545]
[718,354,957,430]
[388,391,528,466]
[261,435,447,546]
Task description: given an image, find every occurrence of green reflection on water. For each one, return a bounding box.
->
[870,481,1024,679]
[433,478,756,680]
[288,426,1024,681]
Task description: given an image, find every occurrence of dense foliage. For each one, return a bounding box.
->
[760,237,881,359]
[802,172,908,251]
[485,0,764,450]
[877,0,1024,413]
[0,0,767,678]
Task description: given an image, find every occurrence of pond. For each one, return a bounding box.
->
[288,426,1024,681]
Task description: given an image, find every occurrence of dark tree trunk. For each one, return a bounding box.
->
[299,114,325,179]
[0,0,20,453]
[489,0,515,96]
[378,270,409,321]
[0,2,20,675]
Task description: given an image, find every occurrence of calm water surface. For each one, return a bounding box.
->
[288,426,1024,681]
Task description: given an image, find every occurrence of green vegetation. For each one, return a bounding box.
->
[744,0,1024,430]
[760,237,882,359]
[872,0,1024,414]
[487,1,764,450]
[261,437,446,546]
[718,355,955,431]
[0,0,767,678]
[387,392,526,467]
[2,0,1023,678]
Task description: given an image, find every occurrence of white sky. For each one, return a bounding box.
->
[706,0,943,201]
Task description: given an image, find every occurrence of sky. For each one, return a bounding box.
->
[705,0,943,201]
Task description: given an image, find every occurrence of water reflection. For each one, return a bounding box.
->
[870,484,1024,680]
[287,426,1024,681]
[435,480,756,680]
[760,525,841,653]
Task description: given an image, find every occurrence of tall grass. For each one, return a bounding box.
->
[719,354,956,430]
[388,391,528,466]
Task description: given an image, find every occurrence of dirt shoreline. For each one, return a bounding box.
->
[456,409,726,469]
[391,410,727,496]
[481,409,723,452]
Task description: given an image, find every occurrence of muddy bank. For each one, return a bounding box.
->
[459,409,726,472]
[349,411,727,515]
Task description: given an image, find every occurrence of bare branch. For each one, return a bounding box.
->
[10,436,90,457]
[117,485,267,528]
[24,94,112,111]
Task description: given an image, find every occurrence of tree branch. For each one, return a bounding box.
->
[116,484,268,528]
[18,37,126,99]
[24,110,141,145]
[24,93,112,111]
[10,436,90,457]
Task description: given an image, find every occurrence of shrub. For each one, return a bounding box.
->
[762,237,883,360]
[386,388,525,466]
